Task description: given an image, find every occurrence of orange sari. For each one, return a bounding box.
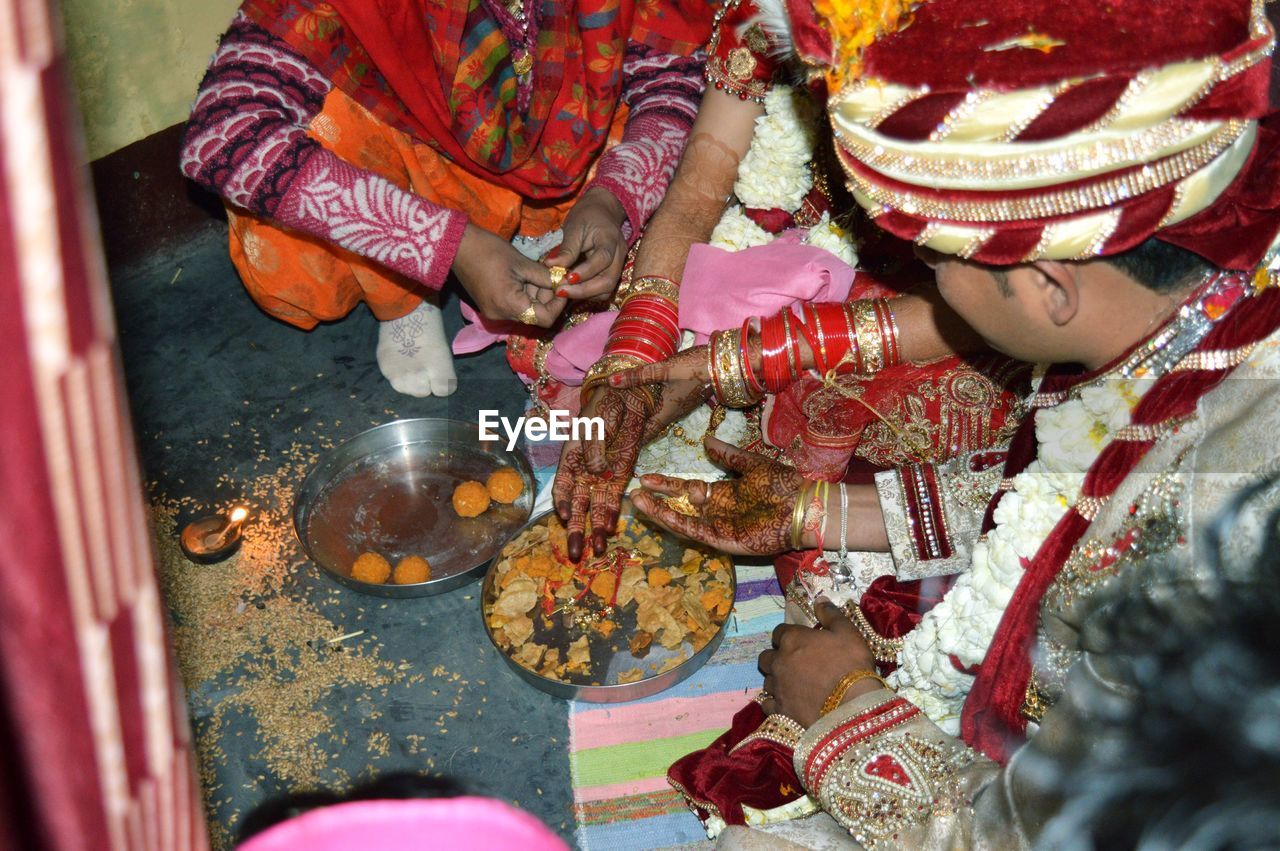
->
[228,89,622,329]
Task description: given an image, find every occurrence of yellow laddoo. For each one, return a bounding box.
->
[393,555,432,585]
[452,480,491,517]
[486,467,525,504]
[351,551,392,584]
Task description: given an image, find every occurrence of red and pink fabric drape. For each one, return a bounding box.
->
[0,3,206,848]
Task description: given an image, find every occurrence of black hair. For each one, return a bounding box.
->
[236,772,467,843]
[985,238,1214,297]
[1103,237,1216,294]
[990,267,1013,297]
[1037,478,1280,849]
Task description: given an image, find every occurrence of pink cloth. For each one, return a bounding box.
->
[238,797,568,851]
[678,231,856,342]
[453,302,518,355]
[451,232,857,384]
[543,312,617,384]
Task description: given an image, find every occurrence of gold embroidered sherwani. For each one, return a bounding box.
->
[721,328,1280,849]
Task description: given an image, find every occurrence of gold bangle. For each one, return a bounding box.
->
[790,481,813,550]
[710,328,761,408]
[708,331,728,403]
[820,669,890,716]
[807,480,829,549]
[582,353,643,394]
[879,299,901,367]
[726,328,764,407]
[849,300,884,374]
[781,310,799,381]
[626,275,682,303]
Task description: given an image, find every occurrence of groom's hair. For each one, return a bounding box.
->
[985,237,1216,297]
[1035,477,1280,849]
[1104,237,1217,294]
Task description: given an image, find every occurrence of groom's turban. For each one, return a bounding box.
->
[793,0,1280,274]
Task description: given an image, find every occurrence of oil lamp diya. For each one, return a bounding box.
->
[180,505,249,563]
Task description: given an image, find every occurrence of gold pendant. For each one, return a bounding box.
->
[513,52,533,76]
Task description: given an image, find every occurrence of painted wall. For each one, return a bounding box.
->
[61,0,240,161]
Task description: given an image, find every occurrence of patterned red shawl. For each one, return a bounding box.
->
[240,0,712,199]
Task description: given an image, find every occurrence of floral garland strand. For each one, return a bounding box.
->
[887,378,1146,733]
[637,85,857,481]
[709,86,859,264]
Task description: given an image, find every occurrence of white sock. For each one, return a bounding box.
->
[376,300,457,397]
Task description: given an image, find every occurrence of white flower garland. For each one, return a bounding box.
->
[642,86,856,476]
[887,377,1148,734]
[734,85,818,211]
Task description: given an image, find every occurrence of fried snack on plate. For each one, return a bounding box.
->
[493,576,539,619]
[629,631,653,658]
[567,635,591,672]
[486,514,733,687]
[514,642,547,668]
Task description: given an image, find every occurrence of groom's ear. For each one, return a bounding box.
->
[1029,261,1080,328]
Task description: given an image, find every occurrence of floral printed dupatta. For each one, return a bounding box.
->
[240,0,713,200]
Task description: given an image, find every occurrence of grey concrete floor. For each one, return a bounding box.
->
[110,221,575,845]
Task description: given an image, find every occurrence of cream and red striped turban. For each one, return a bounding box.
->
[790,0,1280,275]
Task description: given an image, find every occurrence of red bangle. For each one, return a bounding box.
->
[759,312,791,393]
[606,293,680,363]
[821,303,858,371]
[792,308,825,375]
[610,318,679,349]
[608,339,669,362]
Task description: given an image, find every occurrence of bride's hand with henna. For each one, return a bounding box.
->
[553,378,710,561]
[606,344,712,388]
[629,436,810,555]
[553,385,655,562]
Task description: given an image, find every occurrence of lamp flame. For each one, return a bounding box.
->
[229,506,249,524]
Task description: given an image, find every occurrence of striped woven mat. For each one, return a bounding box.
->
[569,564,785,850]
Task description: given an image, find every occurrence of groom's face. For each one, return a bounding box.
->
[924,250,1059,364]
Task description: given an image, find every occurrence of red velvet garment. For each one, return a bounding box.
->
[1160,117,1280,272]
[667,701,805,826]
[857,575,954,675]
[861,0,1256,94]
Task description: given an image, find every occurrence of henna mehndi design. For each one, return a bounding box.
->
[633,438,810,555]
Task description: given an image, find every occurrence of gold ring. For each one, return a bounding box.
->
[517,304,538,325]
[548,266,568,286]
[664,494,698,517]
